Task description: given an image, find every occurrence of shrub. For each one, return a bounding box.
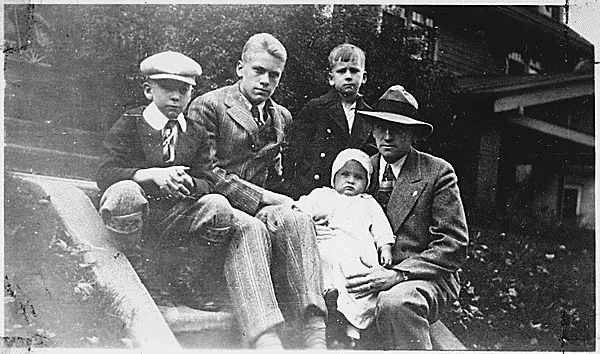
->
[444,227,595,351]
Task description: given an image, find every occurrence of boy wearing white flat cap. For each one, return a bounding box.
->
[293,148,395,347]
[343,85,468,350]
[96,52,235,289]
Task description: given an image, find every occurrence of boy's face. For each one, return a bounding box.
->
[333,160,368,196]
[236,49,285,105]
[328,58,367,99]
[144,79,193,119]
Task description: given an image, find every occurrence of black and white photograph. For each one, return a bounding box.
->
[3,2,596,351]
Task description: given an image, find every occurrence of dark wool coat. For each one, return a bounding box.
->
[284,89,375,199]
[96,106,214,198]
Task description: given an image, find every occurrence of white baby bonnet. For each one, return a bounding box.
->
[330,148,373,188]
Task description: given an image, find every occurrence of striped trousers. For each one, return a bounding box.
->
[225,205,326,345]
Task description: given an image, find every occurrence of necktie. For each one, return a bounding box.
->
[251,105,264,127]
[377,163,395,210]
[162,119,178,163]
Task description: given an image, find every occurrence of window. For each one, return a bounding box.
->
[411,11,424,24]
[506,52,526,75]
[527,59,542,74]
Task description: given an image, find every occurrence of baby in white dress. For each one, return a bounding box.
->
[293,148,395,343]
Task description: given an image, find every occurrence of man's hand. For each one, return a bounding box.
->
[260,190,293,207]
[345,256,405,299]
[133,166,194,198]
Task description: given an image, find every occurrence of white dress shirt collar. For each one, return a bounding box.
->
[378,154,407,183]
[342,100,357,134]
[142,102,187,132]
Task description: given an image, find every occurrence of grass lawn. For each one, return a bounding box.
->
[4,174,128,349]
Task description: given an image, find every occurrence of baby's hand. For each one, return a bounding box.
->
[312,212,329,226]
[379,244,393,267]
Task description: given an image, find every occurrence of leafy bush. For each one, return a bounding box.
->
[443,227,595,351]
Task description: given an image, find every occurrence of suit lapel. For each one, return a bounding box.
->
[224,85,259,145]
[385,148,427,233]
[137,117,164,165]
[267,102,285,144]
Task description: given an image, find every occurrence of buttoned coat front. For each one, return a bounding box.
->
[188,82,292,216]
[285,89,375,199]
[367,147,468,296]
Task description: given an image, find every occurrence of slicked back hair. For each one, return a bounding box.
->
[241,33,287,63]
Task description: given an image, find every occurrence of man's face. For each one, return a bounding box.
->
[144,79,192,119]
[372,121,416,163]
[333,160,368,196]
[328,59,367,99]
[236,49,285,105]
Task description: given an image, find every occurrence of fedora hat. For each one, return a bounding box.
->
[359,85,433,138]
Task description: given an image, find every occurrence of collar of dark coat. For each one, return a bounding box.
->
[320,89,372,135]
[320,88,372,110]
[222,82,285,145]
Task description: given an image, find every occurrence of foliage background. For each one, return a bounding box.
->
[4,4,459,157]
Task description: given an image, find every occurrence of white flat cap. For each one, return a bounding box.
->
[140,51,202,85]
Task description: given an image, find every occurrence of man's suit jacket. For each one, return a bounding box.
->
[188,82,292,216]
[96,106,213,197]
[367,147,468,296]
[285,89,375,199]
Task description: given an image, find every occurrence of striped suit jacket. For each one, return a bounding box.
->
[188,82,292,216]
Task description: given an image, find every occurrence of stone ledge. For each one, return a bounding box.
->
[14,172,181,349]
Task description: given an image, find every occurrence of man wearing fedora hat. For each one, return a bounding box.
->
[343,85,469,349]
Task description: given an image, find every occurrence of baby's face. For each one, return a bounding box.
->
[333,160,368,196]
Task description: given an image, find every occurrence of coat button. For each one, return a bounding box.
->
[320,152,326,158]
[326,128,332,134]
[314,174,320,181]
[251,144,256,150]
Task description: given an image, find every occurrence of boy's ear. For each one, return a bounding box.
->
[235,60,244,78]
[143,82,153,101]
[328,72,334,87]
[361,71,368,85]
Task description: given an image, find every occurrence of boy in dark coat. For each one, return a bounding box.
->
[285,43,375,199]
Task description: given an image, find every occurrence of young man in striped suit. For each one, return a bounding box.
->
[188,33,327,350]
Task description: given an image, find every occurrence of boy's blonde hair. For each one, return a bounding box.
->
[241,33,287,63]
[328,43,366,70]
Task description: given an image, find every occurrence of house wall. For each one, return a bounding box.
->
[435,29,505,75]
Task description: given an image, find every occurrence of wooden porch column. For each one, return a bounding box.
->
[475,123,502,223]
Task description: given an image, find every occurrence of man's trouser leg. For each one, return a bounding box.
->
[257,205,326,348]
[375,279,451,350]
[224,205,326,347]
[224,208,285,347]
